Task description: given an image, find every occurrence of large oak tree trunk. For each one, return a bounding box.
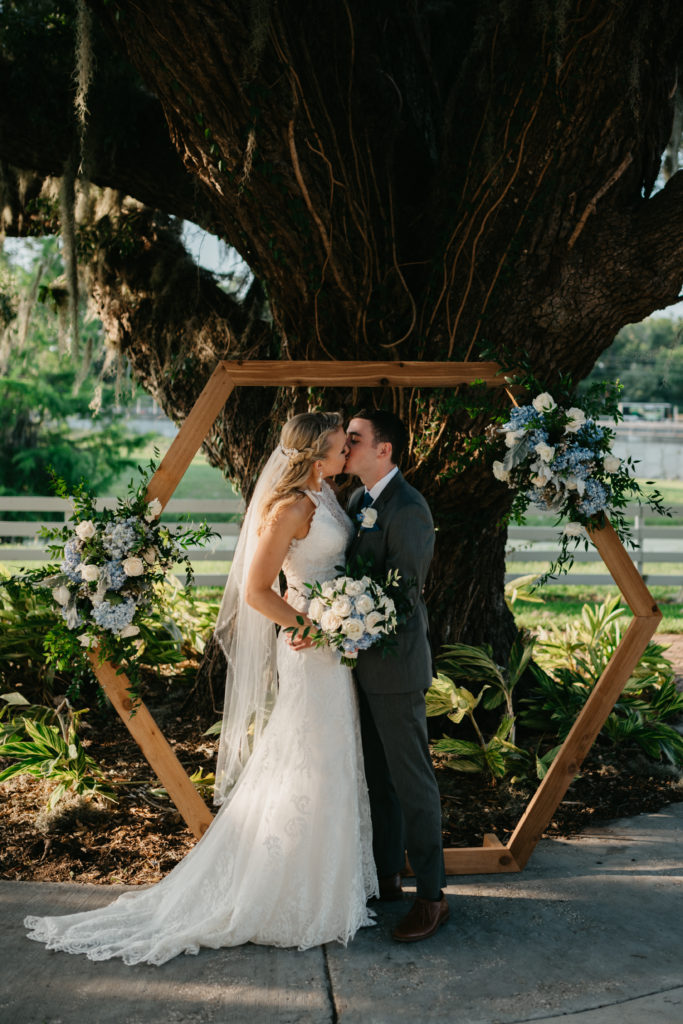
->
[2,1,683,663]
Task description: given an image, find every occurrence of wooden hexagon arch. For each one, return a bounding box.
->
[89,360,662,875]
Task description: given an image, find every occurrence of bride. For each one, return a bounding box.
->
[25,411,378,964]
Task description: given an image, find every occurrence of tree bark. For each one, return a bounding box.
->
[2,1,683,660]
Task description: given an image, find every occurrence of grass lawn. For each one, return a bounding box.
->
[108,437,237,502]
[512,584,683,634]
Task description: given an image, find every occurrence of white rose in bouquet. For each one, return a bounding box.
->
[563,522,586,537]
[354,593,374,615]
[142,547,157,565]
[532,392,556,413]
[534,441,555,463]
[564,407,586,433]
[603,454,621,474]
[119,624,140,638]
[331,595,353,617]
[492,460,510,482]
[51,585,71,606]
[75,520,96,541]
[78,563,100,582]
[122,556,145,577]
[77,633,91,647]
[345,579,367,597]
[364,610,387,635]
[341,617,365,640]
[145,498,163,521]
[321,581,336,598]
[504,430,523,447]
[320,609,342,632]
[308,596,326,621]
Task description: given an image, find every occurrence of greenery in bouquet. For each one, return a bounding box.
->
[492,382,670,580]
[2,461,216,700]
[292,564,411,667]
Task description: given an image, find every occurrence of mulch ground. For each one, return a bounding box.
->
[1,637,682,886]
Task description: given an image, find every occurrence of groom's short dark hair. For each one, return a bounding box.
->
[353,409,408,465]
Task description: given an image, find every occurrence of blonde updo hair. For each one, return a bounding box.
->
[258,411,343,530]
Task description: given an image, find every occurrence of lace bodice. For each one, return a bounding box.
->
[283,483,354,611]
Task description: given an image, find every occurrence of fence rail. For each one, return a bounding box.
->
[2,497,682,589]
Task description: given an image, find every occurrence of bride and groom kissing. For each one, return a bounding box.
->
[25,408,448,965]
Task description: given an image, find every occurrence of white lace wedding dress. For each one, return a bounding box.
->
[25,484,377,965]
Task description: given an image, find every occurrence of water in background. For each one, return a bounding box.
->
[610,423,683,480]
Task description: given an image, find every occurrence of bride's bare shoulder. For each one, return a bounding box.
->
[266,492,316,540]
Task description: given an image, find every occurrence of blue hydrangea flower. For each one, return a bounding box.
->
[103,560,127,591]
[503,405,538,431]
[92,598,137,633]
[61,538,84,583]
[578,478,610,516]
[102,520,138,559]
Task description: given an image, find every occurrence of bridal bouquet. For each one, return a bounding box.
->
[295,568,407,666]
[492,389,669,578]
[3,465,215,694]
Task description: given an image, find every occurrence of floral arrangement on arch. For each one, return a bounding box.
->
[492,388,669,580]
[4,466,215,696]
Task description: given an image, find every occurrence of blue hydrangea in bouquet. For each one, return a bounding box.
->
[492,386,670,580]
[4,463,216,696]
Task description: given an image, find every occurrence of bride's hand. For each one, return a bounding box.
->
[286,617,315,651]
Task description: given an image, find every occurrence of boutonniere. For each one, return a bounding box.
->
[357,507,378,530]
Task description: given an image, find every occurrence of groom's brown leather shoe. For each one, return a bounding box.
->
[392,895,449,942]
[377,873,404,901]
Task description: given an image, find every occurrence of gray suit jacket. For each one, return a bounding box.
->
[347,470,434,694]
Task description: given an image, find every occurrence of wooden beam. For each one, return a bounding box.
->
[508,611,661,869]
[145,363,236,511]
[587,519,661,618]
[219,359,507,388]
[443,844,520,874]
[89,654,214,840]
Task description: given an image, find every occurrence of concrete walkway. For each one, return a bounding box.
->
[1,803,682,1024]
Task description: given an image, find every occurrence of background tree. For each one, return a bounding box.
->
[583,317,683,408]
[2,0,683,659]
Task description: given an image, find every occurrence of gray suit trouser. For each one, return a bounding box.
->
[357,686,446,901]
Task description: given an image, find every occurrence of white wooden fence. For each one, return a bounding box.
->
[1,497,682,588]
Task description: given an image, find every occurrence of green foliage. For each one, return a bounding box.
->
[427,596,683,783]
[582,317,683,407]
[0,238,149,498]
[523,596,683,765]
[0,692,115,809]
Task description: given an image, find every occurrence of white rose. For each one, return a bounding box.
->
[504,430,523,448]
[75,520,96,541]
[122,556,145,577]
[532,392,556,414]
[354,594,374,615]
[563,522,586,538]
[77,633,91,648]
[531,474,550,488]
[345,579,366,597]
[492,460,510,482]
[145,498,162,522]
[534,442,555,463]
[364,610,386,635]
[360,507,378,529]
[142,547,157,565]
[78,563,100,582]
[331,595,353,618]
[320,609,342,632]
[603,454,621,474]
[321,581,335,598]
[341,617,365,640]
[308,597,326,622]
[564,407,586,433]
[52,585,71,606]
[119,624,140,638]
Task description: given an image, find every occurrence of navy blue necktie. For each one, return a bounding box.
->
[361,490,373,508]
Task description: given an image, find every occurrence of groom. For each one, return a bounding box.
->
[345,410,448,943]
